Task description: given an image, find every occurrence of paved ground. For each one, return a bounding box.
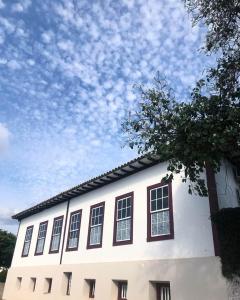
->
[0,282,4,300]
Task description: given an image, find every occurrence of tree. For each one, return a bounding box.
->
[0,229,16,269]
[123,0,240,196]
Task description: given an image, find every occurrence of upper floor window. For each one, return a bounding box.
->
[49,216,64,253]
[113,192,133,246]
[22,225,33,257]
[87,202,105,249]
[35,221,48,255]
[147,182,174,242]
[66,210,82,251]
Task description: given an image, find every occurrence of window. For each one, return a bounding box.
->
[49,216,64,253]
[22,225,33,257]
[44,278,52,294]
[118,281,128,300]
[87,202,105,249]
[156,282,171,300]
[64,272,72,296]
[86,279,96,298]
[66,210,82,251]
[35,221,48,255]
[30,277,36,292]
[147,182,174,242]
[113,192,134,246]
[16,277,22,289]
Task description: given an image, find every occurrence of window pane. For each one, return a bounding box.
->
[151,189,157,200]
[163,186,168,197]
[162,197,169,209]
[23,241,30,256]
[67,212,81,249]
[157,188,162,199]
[90,225,101,245]
[51,235,60,251]
[116,219,131,241]
[156,198,163,210]
[151,210,170,236]
[36,238,44,253]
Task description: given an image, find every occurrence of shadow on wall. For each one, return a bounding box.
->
[0,282,5,300]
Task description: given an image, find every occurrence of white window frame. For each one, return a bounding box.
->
[150,185,170,237]
[50,216,63,253]
[22,226,33,257]
[35,221,48,255]
[66,210,81,250]
[116,196,132,242]
[88,203,104,247]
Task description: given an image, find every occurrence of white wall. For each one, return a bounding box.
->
[215,160,240,209]
[12,162,215,267]
[12,202,67,267]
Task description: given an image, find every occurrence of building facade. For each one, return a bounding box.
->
[3,156,240,300]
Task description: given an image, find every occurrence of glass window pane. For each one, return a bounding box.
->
[162,197,169,209]
[156,198,163,210]
[116,219,131,241]
[156,188,162,199]
[151,200,156,211]
[90,225,101,245]
[151,210,170,236]
[151,189,156,200]
[163,186,168,197]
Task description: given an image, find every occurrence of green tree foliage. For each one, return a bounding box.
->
[0,229,16,269]
[123,0,240,195]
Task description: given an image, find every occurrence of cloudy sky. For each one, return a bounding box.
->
[0,0,211,233]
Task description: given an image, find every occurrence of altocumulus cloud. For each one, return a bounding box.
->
[0,0,212,231]
[0,123,10,152]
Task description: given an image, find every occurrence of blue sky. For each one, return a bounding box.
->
[0,0,211,233]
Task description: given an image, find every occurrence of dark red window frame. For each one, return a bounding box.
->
[147,181,174,242]
[21,225,34,257]
[66,209,82,251]
[34,221,48,256]
[49,215,64,254]
[87,202,105,249]
[113,192,134,246]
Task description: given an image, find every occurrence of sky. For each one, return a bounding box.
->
[0,0,211,233]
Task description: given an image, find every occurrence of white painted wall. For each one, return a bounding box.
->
[215,160,240,209]
[12,162,215,267]
[12,202,67,267]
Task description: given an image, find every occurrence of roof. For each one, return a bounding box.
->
[12,154,162,221]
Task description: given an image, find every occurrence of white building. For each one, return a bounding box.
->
[3,156,240,300]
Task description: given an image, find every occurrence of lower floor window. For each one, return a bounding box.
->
[64,272,72,296]
[156,282,171,300]
[16,277,22,289]
[30,277,36,292]
[44,278,52,294]
[86,279,96,298]
[118,281,127,300]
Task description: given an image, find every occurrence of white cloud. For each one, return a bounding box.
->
[12,0,31,12]
[41,31,54,43]
[7,60,21,70]
[0,0,211,221]
[0,123,10,153]
[0,0,4,9]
